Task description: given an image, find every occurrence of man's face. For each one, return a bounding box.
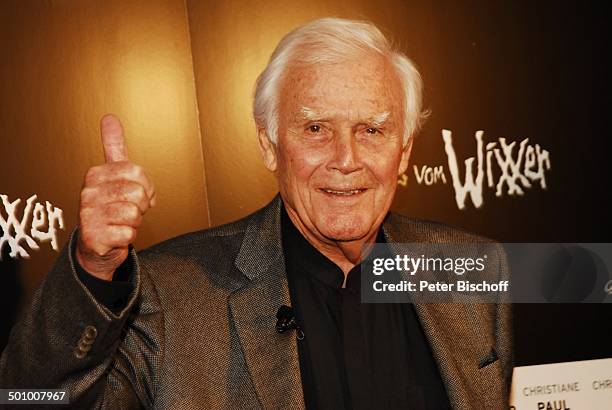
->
[262,53,411,245]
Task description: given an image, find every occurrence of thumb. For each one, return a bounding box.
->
[100,114,128,163]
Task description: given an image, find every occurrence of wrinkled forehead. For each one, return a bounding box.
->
[278,54,405,124]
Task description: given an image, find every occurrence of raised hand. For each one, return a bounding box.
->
[75,114,155,281]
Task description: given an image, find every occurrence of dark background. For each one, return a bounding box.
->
[389,1,612,365]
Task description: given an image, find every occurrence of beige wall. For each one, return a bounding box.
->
[0,0,209,298]
[1,0,441,301]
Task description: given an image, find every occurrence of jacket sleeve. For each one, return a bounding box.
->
[74,252,135,314]
[0,229,164,409]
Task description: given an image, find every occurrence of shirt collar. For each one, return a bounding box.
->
[280,202,386,290]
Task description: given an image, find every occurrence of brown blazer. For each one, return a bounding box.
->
[0,196,512,409]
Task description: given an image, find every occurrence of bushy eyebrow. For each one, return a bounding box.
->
[299,106,391,126]
[367,111,390,127]
[299,106,326,121]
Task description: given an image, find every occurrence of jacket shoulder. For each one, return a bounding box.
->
[385,212,495,243]
[139,214,250,259]
[134,210,263,290]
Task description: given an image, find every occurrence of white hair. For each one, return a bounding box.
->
[253,17,428,146]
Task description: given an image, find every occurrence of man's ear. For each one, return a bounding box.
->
[257,127,278,172]
[398,137,413,176]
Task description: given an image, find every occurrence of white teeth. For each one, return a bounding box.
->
[323,189,363,195]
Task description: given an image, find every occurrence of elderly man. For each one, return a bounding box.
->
[0,18,512,409]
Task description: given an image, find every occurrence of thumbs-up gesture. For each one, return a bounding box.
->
[76,114,156,281]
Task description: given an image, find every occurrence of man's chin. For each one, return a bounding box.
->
[317,221,371,243]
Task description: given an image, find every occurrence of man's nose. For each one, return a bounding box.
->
[327,130,362,174]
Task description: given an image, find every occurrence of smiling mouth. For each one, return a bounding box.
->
[319,188,368,196]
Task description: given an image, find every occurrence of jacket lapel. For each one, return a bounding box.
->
[228,196,305,409]
[383,214,502,410]
[228,200,500,410]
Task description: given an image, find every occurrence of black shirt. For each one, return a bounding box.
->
[281,207,451,410]
[72,233,134,314]
[76,209,452,409]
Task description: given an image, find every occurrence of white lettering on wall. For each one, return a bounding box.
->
[0,194,64,259]
[400,129,552,210]
[413,165,447,186]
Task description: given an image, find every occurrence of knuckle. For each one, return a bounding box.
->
[79,187,95,204]
[84,166,99,185]
[132,165,145,179]
[126,202,140,220]
[108,180,128,199]
[119,226,137,243]
[134,183,147,200]
[128,164,146,181]
[110,227,125,244]
[78,206,95,225]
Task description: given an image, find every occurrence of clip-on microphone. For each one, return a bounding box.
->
[276,305,305,340]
